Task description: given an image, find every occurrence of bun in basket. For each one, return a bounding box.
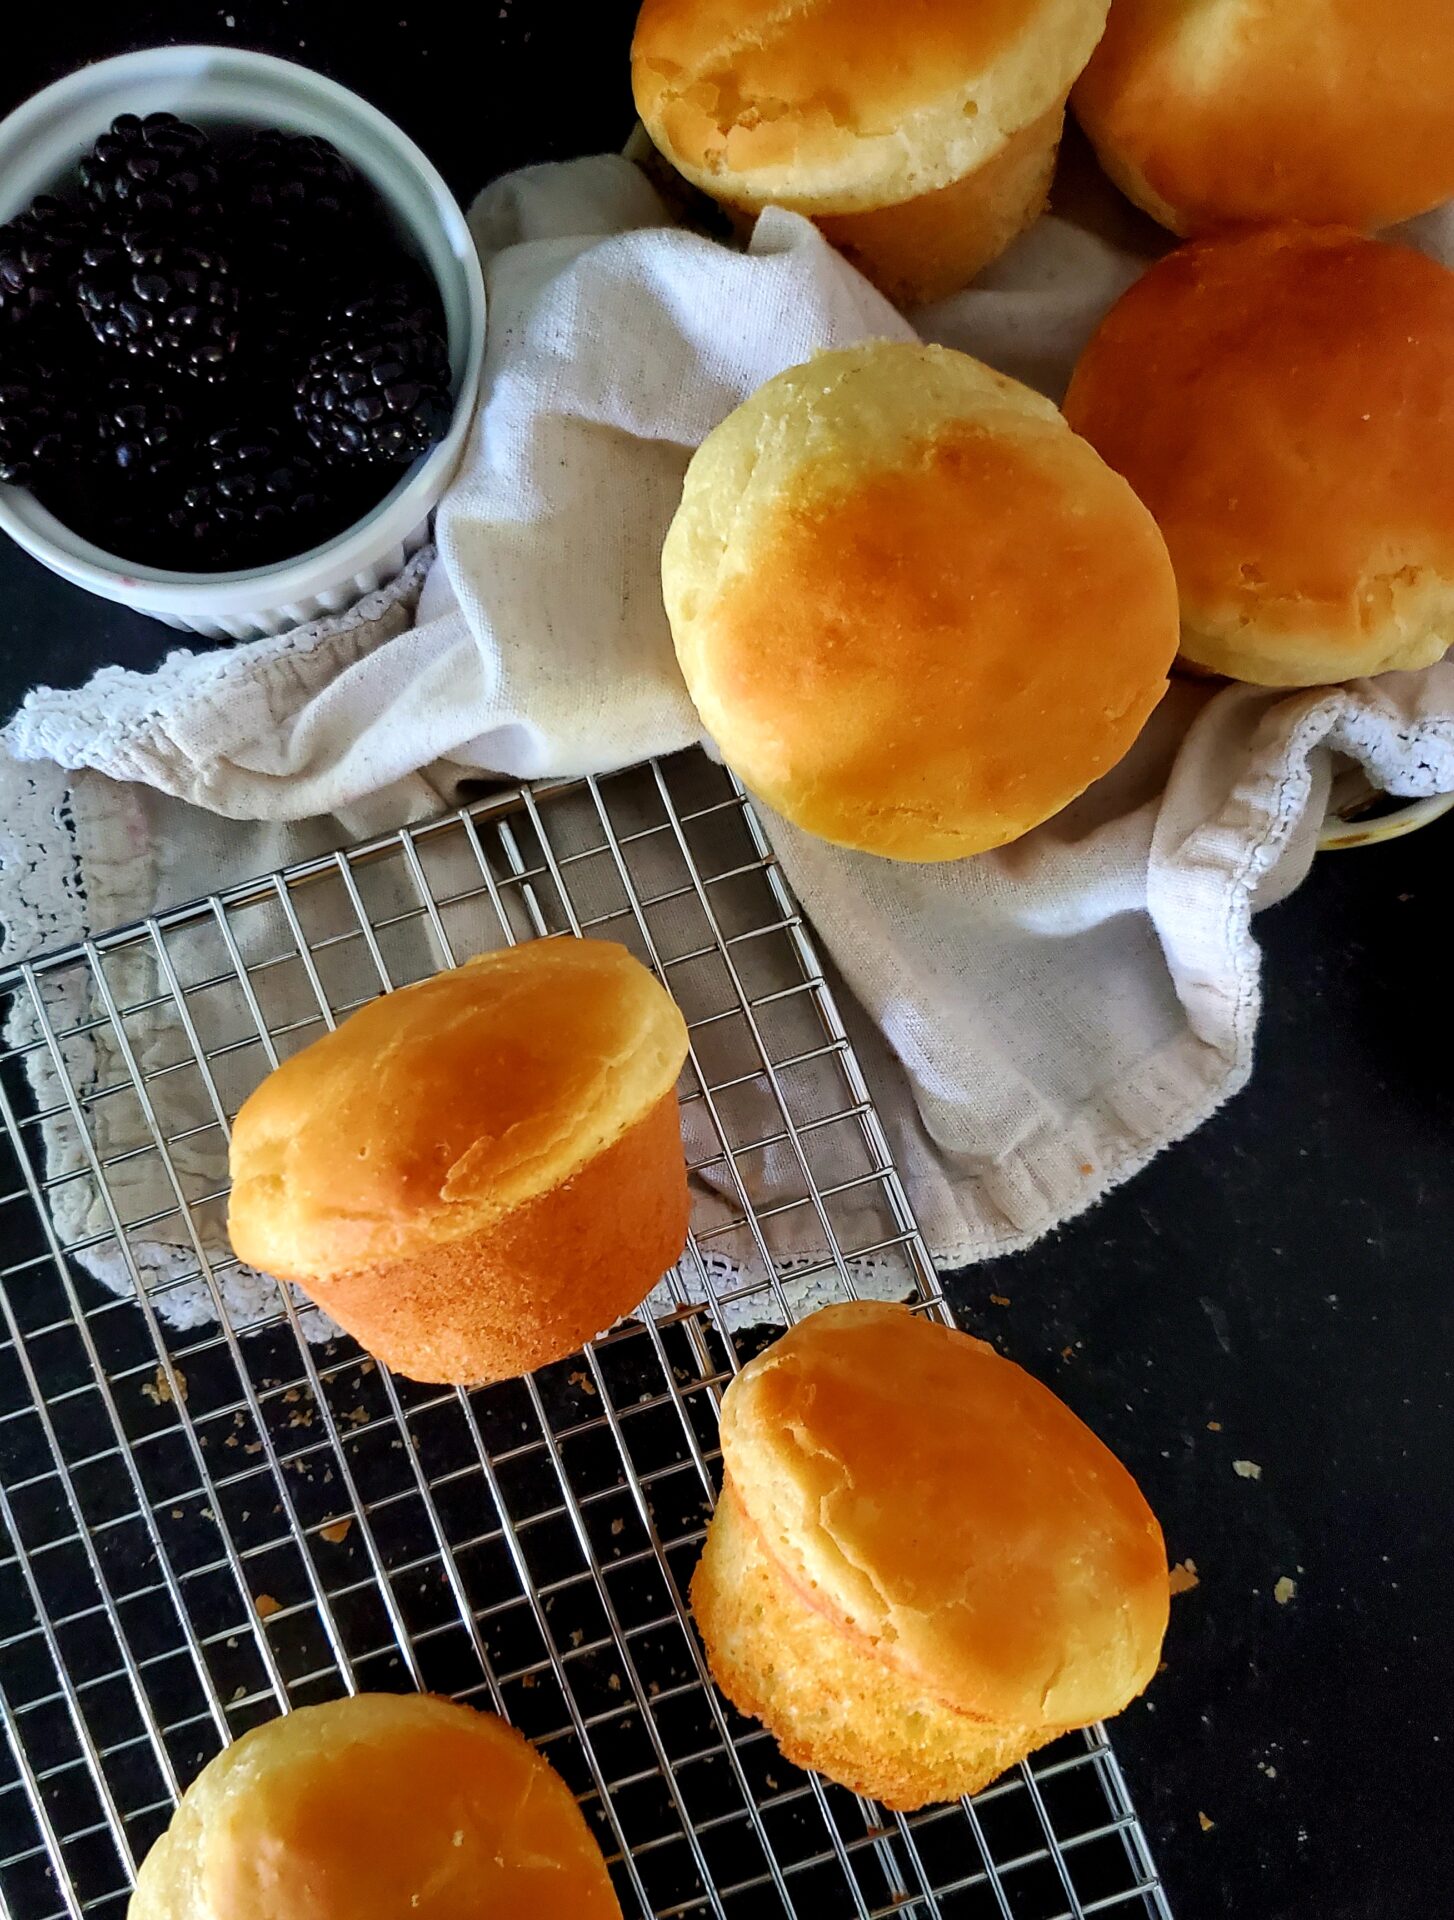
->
[632,0,1111,305]
[1074,0,1454,236]
[128,1692,622,1918]
[1064,226,1454,687]
[691,1301,1169,1809]
[662,340,1179,861]
[227,939,691,1384]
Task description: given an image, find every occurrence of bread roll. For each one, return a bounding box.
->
[1074,0,1454,236]
[1063,226,1454,687]
[662,341,1179,861]
[693,1302,1168,1809]
[128,1693,622,1919]
[227,939,690,1384]
[632,0,1111,305]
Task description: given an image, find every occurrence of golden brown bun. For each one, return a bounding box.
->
[692,1302,1168,1809]
[632,0,1110,303]
[662,341,1179,861]
[1063,226,1454,687]
[228,940,690,1383]
[128,1693,622,1920]
[1074,0,1454,236]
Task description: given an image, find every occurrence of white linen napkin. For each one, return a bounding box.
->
[3,150,1452,1333]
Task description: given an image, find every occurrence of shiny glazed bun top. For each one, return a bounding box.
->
[1075,0,1454,234]
[127,1693,622,1919]
[719,1302,1170,1729]
[663,340,1179,861]
[1064,226,1454,686]
[228,937,688,1282]
[633,0,1110,213]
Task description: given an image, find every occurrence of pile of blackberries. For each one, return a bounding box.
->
[0,113,453,572]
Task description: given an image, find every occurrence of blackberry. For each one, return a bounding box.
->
[95,378,189,483]
[294,287,451,464]
[229,129,369,251]
[0,351,83,485]
[76,232,241,384]
[226,133,380,378]
[80,112,222,232]
[0,195,91,340]
[158,426,326,569]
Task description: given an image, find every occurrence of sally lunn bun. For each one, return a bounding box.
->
[128,1693,622,1919]
[1075,0,1454,237]
[692,1302,1169,1809]
[663,340,1179,862]
[227,938,690,1385]
[633,0,1111,305]
[1065,226,1454,688]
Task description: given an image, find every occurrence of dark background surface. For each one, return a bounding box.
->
[3,10,1452,1920]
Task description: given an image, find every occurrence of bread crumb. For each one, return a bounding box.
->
[1207,1420,1222,1432]
[244,1441,262,1455]
[1233,1458,1262,1479]
[610,1518,624,1536]
[1274,1576,1297,1606]
[989,1293,1011,1307]
[520,1672,536,1689]
[1259,1762,1278,1779]
[170,1508,183,1520]
[1168,1560,1199,1596]
[1060,1345,1074,1361]
[1198,1812,1214,1833]
[319,1519,352,1545]
[142,1365,187,1406]
[568,1369,597,1396]
[1078,1162,1094,1176]
[607,1674,621,1692]
[230,1685,247,1702]
[254,1594,282,1619]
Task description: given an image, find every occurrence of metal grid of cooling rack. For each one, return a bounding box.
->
[0,748,1171,1920]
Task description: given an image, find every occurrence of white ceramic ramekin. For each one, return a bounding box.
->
[0,47,486,638]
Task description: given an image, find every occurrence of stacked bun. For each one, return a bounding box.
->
[228,939,690,1384]
[662,339,1179,860]
[1075,0,1454,236]
[632,0,1111,305]
[128,1693,622,1918]
[1065,226,1454,687]
[692,1302,1169,1808]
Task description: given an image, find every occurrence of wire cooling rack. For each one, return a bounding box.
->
[0,749,1171,1920]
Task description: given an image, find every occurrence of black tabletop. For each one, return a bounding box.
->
[3,12,1452,1920]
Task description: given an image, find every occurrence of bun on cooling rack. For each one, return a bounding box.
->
[128,1692,622,1919]
[691,1301,1169,1810]
[1063,225,1454,687]
[631,0,1111,305]
[1073,0,1454,237]
[227,939,690,1384]
[661,340,1179,862]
